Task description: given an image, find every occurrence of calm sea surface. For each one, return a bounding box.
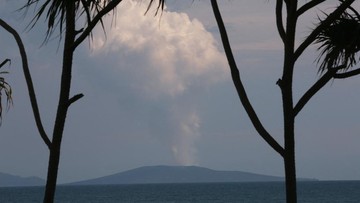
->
[1,181,360,203]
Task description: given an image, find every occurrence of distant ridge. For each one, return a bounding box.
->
[0,172,45,187]
[71,165,290,185]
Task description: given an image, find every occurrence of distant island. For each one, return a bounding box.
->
[1,166,317,187]
[71,165,293,185]
[0,172,45,187]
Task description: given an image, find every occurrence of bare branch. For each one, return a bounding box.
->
[0,19,52,149]
[293,65,345,117]
[294,0,355,61]
[297,0,326,17]
[67,93,84,107]
[0,59,11,68]
[276,0,286,43]
[334,68,360,78]
[211,0,284,157]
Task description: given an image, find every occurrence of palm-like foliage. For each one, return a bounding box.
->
[315,6,360,72]
[0,59,12,124]
[23,0,116,41]
[147,0,165,14]
[23,0,166,40]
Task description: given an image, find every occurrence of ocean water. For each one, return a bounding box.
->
[0,181,360,203]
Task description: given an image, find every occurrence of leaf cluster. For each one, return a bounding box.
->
[23,0,115,42]
[315,5,360,72]
[0,59,12,124]
[146,0,165,15]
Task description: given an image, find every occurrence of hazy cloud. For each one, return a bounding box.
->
[171,110,201,165]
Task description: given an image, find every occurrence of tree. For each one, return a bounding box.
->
[0,58,12,124]
[210,0,359,202]
[1,0,130,202]
[1,0,167,202]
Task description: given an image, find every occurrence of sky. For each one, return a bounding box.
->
[0,0,360,183]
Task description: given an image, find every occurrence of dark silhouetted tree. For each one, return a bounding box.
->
[1,0,129,202]
[210,0,359,202]
[1,0,169,202]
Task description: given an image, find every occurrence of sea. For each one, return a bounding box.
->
[1,181,360,203]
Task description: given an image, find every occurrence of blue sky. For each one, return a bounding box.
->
[0,0,360,183]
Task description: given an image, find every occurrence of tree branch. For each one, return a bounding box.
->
[334,68,360,79]
[73,0,124,50]
[296,0,326,17]
[211,0,285,157]
[0,19,52,149]
[0,59,11,68]
[294,0,355,61]
[293,65,346,117]
[67,93,84,107]
[276,0,286,43]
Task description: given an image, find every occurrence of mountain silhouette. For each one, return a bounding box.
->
[71,165,289,185]
[0,172,45,187]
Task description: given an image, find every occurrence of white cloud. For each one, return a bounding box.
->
[91,0,227,97]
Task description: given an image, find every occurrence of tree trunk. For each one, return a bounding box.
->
[282,95,297,203]
[284,148,297,203]
[282,63,298,203]
[284,119,297,203]
[282,1,298,202]
[43,147,61,203]
[282,74,297,203]
[42,2,76,203]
